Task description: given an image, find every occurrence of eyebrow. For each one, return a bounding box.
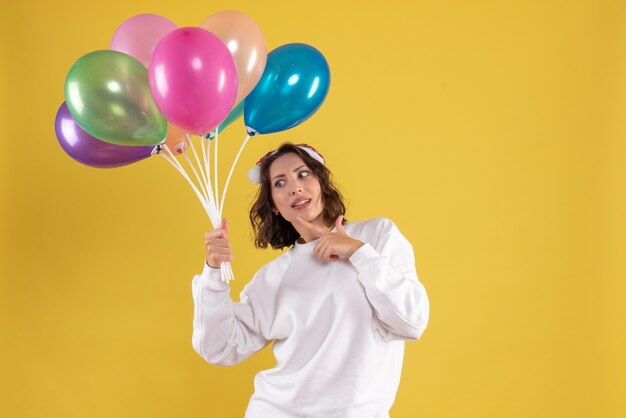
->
[271,165,308,181]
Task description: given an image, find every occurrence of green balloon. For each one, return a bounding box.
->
[65,50,167,146]
[207,100,244,139]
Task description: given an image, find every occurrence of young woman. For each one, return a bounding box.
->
[192,143,429,418]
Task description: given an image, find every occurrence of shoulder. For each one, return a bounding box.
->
[242,251,293,296]
[345,216,400,238]
[346,217,414,264]
[344,217,407,250]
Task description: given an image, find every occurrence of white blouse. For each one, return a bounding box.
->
[192,217,429,417]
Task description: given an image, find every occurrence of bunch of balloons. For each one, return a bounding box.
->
[55,11,331,281]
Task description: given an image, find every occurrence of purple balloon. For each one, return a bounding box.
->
[55,102,156,168]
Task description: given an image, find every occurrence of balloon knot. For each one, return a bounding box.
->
[245,126,257,136]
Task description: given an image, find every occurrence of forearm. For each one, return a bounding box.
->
[349,243,430,340]
[192,265,267,365]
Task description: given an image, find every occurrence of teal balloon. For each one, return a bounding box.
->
[244,43,330,135]
[65,50,167,146]
[207,100,244,139]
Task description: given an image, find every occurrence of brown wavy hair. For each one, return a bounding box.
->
[250,143,347,250]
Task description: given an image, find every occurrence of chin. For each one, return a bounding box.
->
[309,208,325,222]
[290,208,323,223]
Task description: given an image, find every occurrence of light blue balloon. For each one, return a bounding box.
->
[244,43,330,135]
[207,100,245,139]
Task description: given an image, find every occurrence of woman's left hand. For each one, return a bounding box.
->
[295,215,364,262]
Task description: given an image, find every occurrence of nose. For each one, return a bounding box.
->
[290,185,303,195]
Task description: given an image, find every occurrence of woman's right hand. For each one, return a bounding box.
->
[205,218,234,269]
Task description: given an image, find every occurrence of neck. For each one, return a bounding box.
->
[293,215,329,243]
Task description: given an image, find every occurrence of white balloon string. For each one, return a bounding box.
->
[161,145,229,282]
[158,150,219,227]
[162,143,189,179]
[223,262,233,281]
[161,144,197,194]
[225,260,234,281]
[201,135,215,210]
[202,135,231,283]
[182,151,211,205]
[211,129,232,282]
[214,128,219,215]
[201,135,209,193]
[220,134,251,215]
[161,146,216,223]
[192,135,221,222]
[187,133,211,202]
[182,143,220,222]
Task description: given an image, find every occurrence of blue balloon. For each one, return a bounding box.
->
[244,43,330,135]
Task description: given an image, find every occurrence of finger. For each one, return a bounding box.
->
[320,245,330,261]
[313,241,322,258]
[314,241,326,258]
[206,245,232,254]
[318,241,334,261]
[206,234,230,244]
[322,246,335,262]
[206,239,230,248]
[212,254,234,264]
[205,231,225,240]
[206,228,227,239]
[206,238,231,249]
[335,216,347,235]
[221,218,228,236]
[207,245,233,256]
[295,217,327,237]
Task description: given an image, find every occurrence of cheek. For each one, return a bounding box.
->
[312,185,323,205]
[307,177,322,194]
[313,182,322,199]
[271,189,287,208]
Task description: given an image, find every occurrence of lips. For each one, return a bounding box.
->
[291,198,311,208]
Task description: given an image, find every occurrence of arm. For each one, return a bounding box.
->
[349,218,430,342]
[192,263,270,366]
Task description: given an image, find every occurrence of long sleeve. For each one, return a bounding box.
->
[191,263,270,366]
[348,218,430,342]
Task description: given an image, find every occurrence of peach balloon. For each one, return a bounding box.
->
[199,10,267,106]
[164,123,189,154]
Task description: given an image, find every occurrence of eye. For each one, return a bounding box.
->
[274,179,285,188]
[299,170,310,178]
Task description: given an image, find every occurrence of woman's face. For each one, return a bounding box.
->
[268,153,324,225]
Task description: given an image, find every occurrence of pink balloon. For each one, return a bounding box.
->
[110,14,178,68]
[149,27,238,135]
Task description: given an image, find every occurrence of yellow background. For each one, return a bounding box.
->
[1,0,625,417]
